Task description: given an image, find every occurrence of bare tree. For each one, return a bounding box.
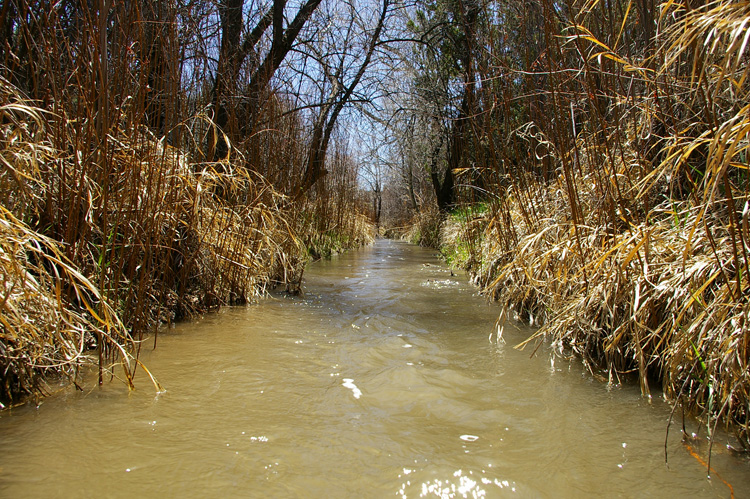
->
[211,0,323,160]
[296,0,392,197]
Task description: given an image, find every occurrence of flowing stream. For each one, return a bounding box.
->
[1,239,748,497]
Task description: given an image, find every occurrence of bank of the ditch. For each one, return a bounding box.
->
[0,77,374,407]
[405,191,750,452]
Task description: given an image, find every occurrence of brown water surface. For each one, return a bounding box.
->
[1,239,748,497]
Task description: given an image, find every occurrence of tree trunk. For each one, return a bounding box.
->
[429,133,453,212]
[211,0,246,160]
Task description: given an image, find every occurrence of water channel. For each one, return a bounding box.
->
[1,239,748,497]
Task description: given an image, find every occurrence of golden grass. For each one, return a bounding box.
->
[444,151,750,445]
[0,207,135,404]
[0,77,135,401]
[0,75,313,403]
[0,0,374,405]
[437,0,750,448]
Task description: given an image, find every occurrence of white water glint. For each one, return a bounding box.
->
[342,378,362,399]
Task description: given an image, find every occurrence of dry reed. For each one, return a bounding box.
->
[0,74,312,403]
[435,0,750,448]
[0,0,373,404]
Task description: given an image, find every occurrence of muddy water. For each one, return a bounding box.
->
[1,239,748,498]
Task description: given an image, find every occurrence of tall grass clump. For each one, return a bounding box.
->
[0,70,307,403]
[0,78,136,402]
[405,207,443,247]
[430,0,750,447]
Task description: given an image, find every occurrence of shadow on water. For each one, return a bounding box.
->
[1,239,748,497]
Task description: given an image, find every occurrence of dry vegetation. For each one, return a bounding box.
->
[0,1,374,405]
[396,0,750,448]
[0,75,309,405]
